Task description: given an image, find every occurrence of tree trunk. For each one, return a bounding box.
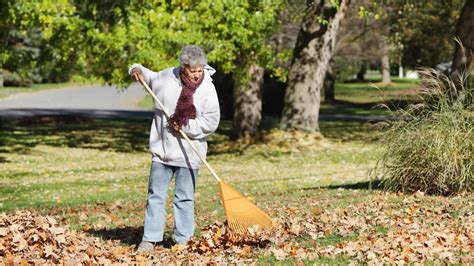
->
[381,39,391,83]
[357,64,366,82]
[281,0,350,132]
[398,64,404,78]
[451,0,474,86]
[232,63,264,140]
[324,61,336,103]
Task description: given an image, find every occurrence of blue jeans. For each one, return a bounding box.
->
[142,161,198,244]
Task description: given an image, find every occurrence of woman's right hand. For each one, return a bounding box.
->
[131,68,144,82]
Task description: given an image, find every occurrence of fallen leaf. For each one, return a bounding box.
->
[271,248,287,261]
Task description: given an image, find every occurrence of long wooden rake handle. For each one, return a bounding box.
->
[138,77,222,182]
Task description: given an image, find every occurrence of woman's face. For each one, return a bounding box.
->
[182,64,204,82]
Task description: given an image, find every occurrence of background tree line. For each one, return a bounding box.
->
[1,0,472,139]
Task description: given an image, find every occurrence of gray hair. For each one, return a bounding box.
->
[179,45,207,67]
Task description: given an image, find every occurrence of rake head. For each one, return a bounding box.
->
[219,181,273,234]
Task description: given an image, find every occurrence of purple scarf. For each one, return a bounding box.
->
[167,68,204,132]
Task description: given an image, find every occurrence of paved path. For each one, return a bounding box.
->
[0,83,155,119]
[0,83,147,110]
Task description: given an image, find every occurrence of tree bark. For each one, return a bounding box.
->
[232,62,264,140]
[381,39,391,83]
[450,0,474,86]
[281,0,350,132]
[324,61,335,103]
[357,64,366,82]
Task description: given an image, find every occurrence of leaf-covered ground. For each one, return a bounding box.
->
[1,192,472,264]
[0,117,472,264]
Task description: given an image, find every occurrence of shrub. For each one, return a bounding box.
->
[373,69,473,195]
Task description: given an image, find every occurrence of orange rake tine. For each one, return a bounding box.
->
[219,181,272,233]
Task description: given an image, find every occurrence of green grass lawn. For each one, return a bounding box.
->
[1,115,471,264]
[334,79,419,103]
[0,117,382,213]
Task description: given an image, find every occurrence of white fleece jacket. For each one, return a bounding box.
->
[129,63,220,169]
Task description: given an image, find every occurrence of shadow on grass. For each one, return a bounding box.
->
[0,115,151,156]
[313,180,384,191]
[86,226,144,246]
[323,98,417,111]
[361,77,419,84]
[0,115,239,158]
[0,109,385,160]
[85,226,175,248]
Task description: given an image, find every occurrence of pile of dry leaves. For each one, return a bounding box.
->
[1,192,473,264]
[0,211,134,264]
[209,129,329,156]
[0,210,281,264]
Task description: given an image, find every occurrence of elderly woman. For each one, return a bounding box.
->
[129,45,220,252]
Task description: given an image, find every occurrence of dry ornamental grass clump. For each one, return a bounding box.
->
[373,69,473,195]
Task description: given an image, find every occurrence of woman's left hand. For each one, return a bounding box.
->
[171,121,181,132]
